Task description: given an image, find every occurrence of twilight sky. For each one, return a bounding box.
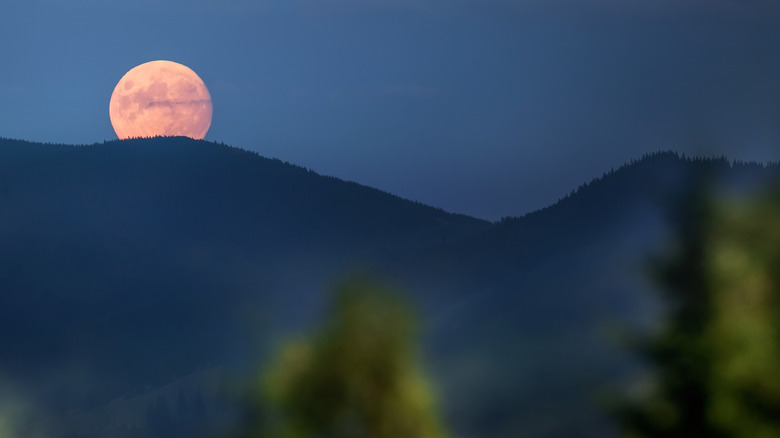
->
[2,0,780,220]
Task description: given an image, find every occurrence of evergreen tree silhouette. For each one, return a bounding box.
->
[146,395,174,438]
[616,186,780,437]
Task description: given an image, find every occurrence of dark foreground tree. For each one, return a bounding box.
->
[617,189,780,437]
[242,278,447,438]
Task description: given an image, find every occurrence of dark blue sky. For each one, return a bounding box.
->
[2,0,780,220]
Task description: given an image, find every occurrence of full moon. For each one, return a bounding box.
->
[109,60,212,140]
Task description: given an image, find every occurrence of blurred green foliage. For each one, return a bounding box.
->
[617,189,780,437]
[243,278,447,438]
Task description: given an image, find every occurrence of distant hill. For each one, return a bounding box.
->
[404,152,780,437]
[0,137,488,432]
[0,137,777,438]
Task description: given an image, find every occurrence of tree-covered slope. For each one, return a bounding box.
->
[2,138,778,438]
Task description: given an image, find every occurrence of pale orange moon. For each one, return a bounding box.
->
[109,60,212,140]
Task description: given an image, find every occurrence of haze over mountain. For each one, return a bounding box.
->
[1,137,778,437]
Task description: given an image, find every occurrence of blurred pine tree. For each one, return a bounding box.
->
[244,278,447,438]
[617,189,780,438]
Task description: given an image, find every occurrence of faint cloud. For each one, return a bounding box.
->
[147,99,212,108]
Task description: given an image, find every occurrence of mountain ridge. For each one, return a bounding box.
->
[3,136,780,438]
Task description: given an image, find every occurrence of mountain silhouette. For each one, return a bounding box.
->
[0,137,777,437]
